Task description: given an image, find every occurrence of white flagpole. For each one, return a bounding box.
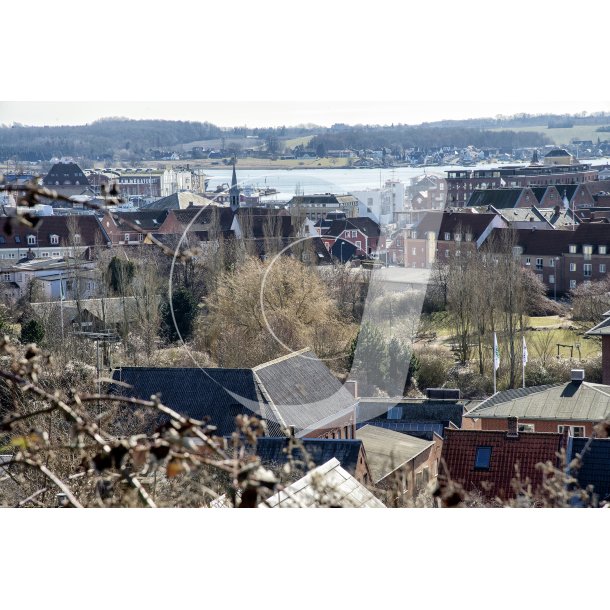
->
[493,332,499,394]
[522,335,527,389]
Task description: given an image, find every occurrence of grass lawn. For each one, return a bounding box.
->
[490,124,606,147]
[282,135,314,148]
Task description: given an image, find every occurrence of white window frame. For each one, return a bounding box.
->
[558,425,585,438]
[569,263,577,272]
[518,423,535,432]
[600,264,607,273]
[27,235,36,245]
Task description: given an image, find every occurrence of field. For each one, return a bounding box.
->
[490,124,606,147]
[418,313,601,361]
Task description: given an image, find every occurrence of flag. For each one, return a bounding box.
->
[522,336,528,366]
[493,333,500,371]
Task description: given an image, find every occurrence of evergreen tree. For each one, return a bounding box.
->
[20,319,44,345]
[161,287,197,343]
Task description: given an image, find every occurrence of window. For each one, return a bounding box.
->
[558,425,585,438]
[50,234,59,245]
[73,234,81,245]
[387,406,401,419]
[570,279,577,289]
[583,245,593,260]
[444,249,449,258]
[474,446,492,470]
[569,263,577,272]
[549,275,555,284]
[536,258,543,270]
[549,259,555,267]
[584,264,592,277]
[124,233,130,242]
[352,230,357,238]
[14,236,20,244]
[568,244,577,254]
[2,273,10,281]
[444,232,451,241]
[41,252,49,258]
[454,233,462,242]
[525,257,531,266]
[599,246,607,255]
[27,235,36,245]
[465,233,472,241]
[518,423,535,432]
[600,264,607,273]
[355,240,362,250]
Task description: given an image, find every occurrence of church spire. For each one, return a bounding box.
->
[229,159,240,212]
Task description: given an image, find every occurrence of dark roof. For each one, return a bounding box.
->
[440,428,564,500]
[253,437,363,476]
[113,210,170,231]
[567,436,610,502]
[170,206,235,233]
[324,217,381,238]
[467,188,525,209]
[141,192,212,210]
[253,348,357,436]
[0,215,109,249]
[236,208,295,239]
[415,211,497,239]
[288,194,358,205]
[358,398,464,427]
[43,162,90,187]
[545,148,572,158]
[111,349,355,438]
[488,222,608,256]
[110,367,281,437]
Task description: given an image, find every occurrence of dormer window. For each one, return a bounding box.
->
[444,232,451,241]
[599,246,607,255]
[568,244,577,254]
[73,234,81,245]
[14,236,21,244]
[50,234,59,245]
[27,235,36,246]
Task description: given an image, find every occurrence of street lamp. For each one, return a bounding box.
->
[554,256,560,300]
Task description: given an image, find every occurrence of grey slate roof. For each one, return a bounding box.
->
[142,192,213,210]
[356,425,433,484]
[260,458,385,508]
[585,316,610,336]
[253,437,363,476]
[466,382,610,422]
[110,349,355,438]
[253,348,357,436]
[567,436,610,502]
[110,366,282,437]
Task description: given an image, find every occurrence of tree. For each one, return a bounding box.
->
[20,318,44,344]
[197,256,354,369]
[108,256,135,295]
[161,287,197,343]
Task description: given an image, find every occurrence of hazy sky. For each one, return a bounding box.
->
[1,101,608,128]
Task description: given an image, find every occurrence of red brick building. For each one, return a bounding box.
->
[440,420,564,500]
[403,210,505,268]
[321,217,381,258]
[464,370,610,439]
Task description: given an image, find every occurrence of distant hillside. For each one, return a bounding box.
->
[0,118,223,161]
[310,126,550,155]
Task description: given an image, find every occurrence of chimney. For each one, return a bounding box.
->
[571,369,585,383]
[288,425,296,437]
[344,380,359,399]
[507,416,519,438]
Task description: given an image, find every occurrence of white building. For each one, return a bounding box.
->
[351,179,405,225]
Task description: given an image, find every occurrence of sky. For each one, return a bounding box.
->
[1,101,609,129]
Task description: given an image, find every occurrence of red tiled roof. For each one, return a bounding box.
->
[440,428,563,500]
